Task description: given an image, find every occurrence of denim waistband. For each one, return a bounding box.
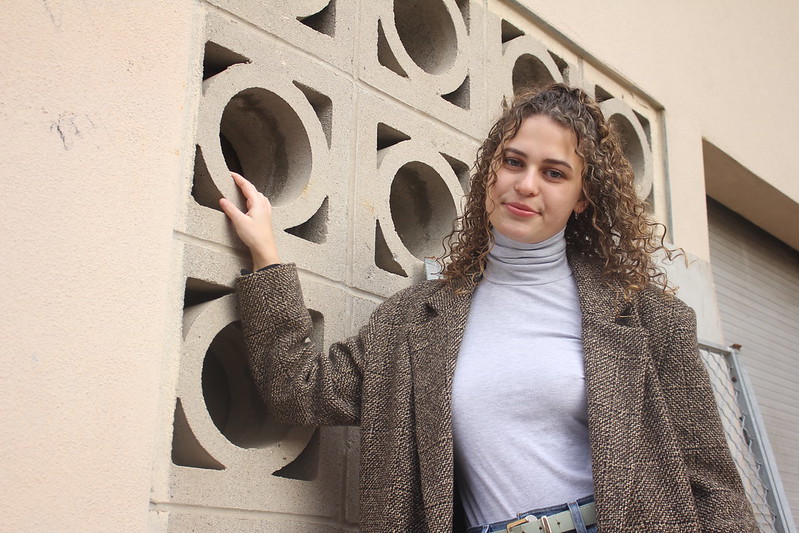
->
[465,495,596,533]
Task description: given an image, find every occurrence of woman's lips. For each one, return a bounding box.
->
[504,202,539,217]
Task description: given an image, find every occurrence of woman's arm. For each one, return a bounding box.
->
[235,262,419,427]
[221,172,399,426]
[221,172,360,425]
[235,264,366,426]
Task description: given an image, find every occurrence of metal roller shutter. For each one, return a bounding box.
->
[707,198,799,524]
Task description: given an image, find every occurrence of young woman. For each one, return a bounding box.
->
[220,84,757,532]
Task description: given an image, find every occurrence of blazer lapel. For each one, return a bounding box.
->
[570,253,651,523]
[407,282,472,526]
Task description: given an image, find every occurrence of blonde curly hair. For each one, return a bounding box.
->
[441,83,678,296]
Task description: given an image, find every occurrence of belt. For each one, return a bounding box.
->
[504,501,597,533]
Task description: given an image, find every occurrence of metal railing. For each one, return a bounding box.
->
[698,341,796,532]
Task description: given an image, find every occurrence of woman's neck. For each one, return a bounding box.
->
[483,228,571,285]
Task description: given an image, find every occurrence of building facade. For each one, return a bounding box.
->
[2,1,797,531]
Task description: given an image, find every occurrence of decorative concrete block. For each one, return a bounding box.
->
[350,91,479,297]
[347,295,381,336]
[180,241,245,295]
[205,0,356,73]
[186,11,354,282]
[586,76,666,220]
[358,0,487,137]
[167,429,348,518]
[600,97,655,202]
[484,12,565,113]
[167,241,353,516]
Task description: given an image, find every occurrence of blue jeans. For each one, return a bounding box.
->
[465,495,597,533]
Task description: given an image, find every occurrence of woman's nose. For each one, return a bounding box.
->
[514,170,540,196]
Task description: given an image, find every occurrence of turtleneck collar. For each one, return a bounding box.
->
[483,227,572,285]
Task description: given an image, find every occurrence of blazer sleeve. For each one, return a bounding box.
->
[654,298,759,531]
[235,263,410,427]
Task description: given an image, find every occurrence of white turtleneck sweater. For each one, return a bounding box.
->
[451,228,594,527]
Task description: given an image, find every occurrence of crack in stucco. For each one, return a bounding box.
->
[50,112,95,150]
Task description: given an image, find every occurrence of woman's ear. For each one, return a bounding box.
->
[574,201,588,214]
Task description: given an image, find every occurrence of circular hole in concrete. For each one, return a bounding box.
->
[609,114,646,184]
[220,88,312,206]
[390,162,457,259]
[512,54,557,95]
[393,0,458,74]
[202,322,292,448]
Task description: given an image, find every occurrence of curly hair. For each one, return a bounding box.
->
[441,83,679,297]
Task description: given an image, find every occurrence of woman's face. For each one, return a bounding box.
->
[485,114,587,244]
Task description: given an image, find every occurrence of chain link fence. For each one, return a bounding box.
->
[699,341,795,532]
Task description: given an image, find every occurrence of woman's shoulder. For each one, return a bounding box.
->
[634,284,696,330]
[360,279,464,340]
[379,278,459,314]
[395,277,446,298]
[567,249,694,325]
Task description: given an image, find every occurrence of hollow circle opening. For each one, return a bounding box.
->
[609,114,646,187]
[201,322,292,448]
[512,54,557,95]
[389,162,457,259]
[220,88,312,206]
[393,0,458,74]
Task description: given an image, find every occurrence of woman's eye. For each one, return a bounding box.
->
[544,169,564,179]
[504,157,522,168]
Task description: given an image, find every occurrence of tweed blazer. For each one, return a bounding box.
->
[236,252,757,532]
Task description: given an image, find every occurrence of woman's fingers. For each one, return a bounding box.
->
[234,173,272,212]
[218,196,245,222]
[220,172,280,269]
[229,172,247,196]
[230,171,256,196]
[219,173,278,259]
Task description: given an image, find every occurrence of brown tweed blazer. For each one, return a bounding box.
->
[236,252,757,532]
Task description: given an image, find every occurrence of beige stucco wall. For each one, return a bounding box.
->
[1,1,796,531]
[1,2,197,531]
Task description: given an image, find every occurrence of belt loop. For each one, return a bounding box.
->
[566,500,588,533]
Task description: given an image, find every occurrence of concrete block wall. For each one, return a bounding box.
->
[149,1,668,531]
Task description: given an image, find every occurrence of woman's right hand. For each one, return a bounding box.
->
[219,172,281,270]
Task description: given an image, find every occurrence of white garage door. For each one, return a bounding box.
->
[707,198,799,525]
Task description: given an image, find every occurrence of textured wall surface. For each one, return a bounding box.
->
[2,1,797,531]
[0,2,197,531]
